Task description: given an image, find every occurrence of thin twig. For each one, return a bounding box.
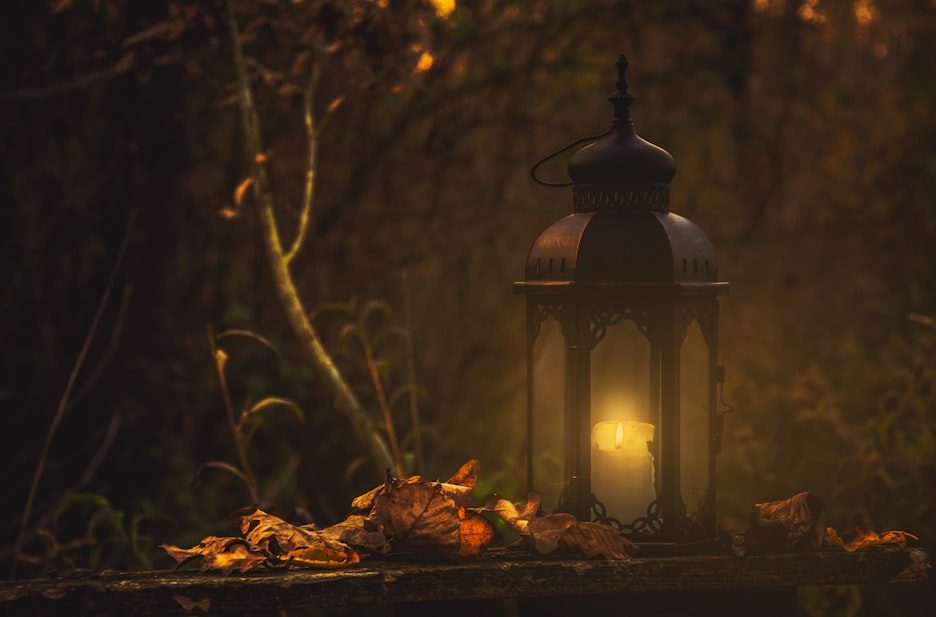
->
[401,270,425,475]
[70,283,133,408]
[224,0,395,474]
[76,416,122,489]
[359,334,404,478]
[11,209,136,579]
[209,336,259,504]
[284,63,320,265]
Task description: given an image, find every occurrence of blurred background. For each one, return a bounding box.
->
[1,0,934,614]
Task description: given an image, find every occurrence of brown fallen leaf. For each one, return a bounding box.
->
[480,491,540,536]
[559,522,637,560]
[352,466,476,513]
[845,529,918,552]
[373,477,461,557]
[458,509,495,557]
[824,526,845,549]
[160,536,269,575]
[447,458,480,489]
[746,491,827,553]
[318,514,389,555]
[526,514,578,555]
[240,509,359,568]
[351,483,385,512]
[351,475,423,512]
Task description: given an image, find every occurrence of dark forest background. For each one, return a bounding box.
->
[1,1,934,615]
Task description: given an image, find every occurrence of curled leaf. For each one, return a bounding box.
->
[458,509,495,557]
[559,521,637,560]
[845,529,918,552]
[447,459,480,489]
[160,536,269,575]
[319,514,389,555]
[240,509,359,568]
[480,492,540,536]
[373,477,460,557]
[526,514,577,555]
[746,491,827,553]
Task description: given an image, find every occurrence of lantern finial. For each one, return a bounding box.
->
[609,53,636,125]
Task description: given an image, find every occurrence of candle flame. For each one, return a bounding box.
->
[614,421,624,449]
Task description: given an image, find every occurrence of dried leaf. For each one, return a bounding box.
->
[526,514,577,555]
[233,177,254,207]
[845,529,918,552]
[319,514,389,555]
[458,509,495,557]
[559,522,637,560]
[373,477,461,557]
[351,483,384,512]
[824,526,845,549]
[480,492,540,535]
[160,536,269,575]
[447,459,480,489]
[240,509,359,568]
[746,491,827,553]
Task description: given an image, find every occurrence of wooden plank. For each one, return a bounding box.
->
[0,547,926,616]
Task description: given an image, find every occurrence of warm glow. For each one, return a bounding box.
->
[591,419,657,521]
[430,0,456,18]
[415,51,435,72]
[592,420,654,452]
[854,0,876,26]
[798,0,826,23]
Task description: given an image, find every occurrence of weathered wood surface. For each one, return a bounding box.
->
[0,547,927,616]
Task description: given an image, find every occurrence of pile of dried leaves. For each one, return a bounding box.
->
[161,460,636,574]
[734,491,917,556]
[163,466,916,574]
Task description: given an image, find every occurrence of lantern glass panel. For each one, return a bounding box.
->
[531,313,566,513]
[679,320,711,515]
[589,317,658,525]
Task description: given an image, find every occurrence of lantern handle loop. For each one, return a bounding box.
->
[530,129,612,187]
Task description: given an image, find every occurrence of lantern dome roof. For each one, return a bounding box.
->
[516,209,722,294]
[567,55,675,187]
[515,54,728,297]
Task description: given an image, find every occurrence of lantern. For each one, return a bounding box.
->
[515,55,729,546]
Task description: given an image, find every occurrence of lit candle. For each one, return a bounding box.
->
[591,420,656,523]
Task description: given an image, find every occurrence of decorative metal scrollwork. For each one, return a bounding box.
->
[588,305,654,349]
[590,492,710,540]
[531,303,567,342]
[678,300,715,348]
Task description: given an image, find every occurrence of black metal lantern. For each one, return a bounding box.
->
[516,55,729,546]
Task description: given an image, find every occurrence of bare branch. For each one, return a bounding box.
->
[11,209,136,579]
[223,0,395,476]
[284,64,320,265]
